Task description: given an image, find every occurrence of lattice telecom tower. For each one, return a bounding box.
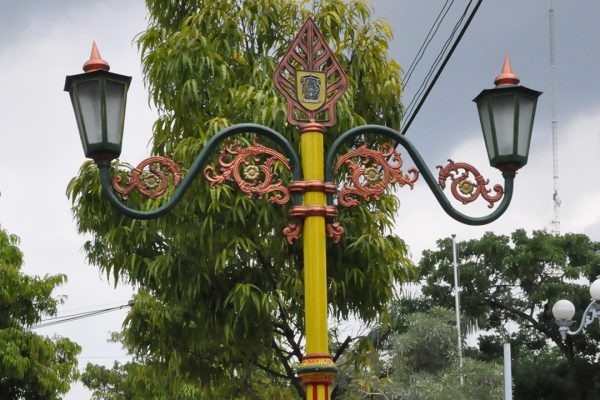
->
[549,1,561,235]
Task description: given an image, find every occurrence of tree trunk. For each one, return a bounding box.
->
[565,337,584,400]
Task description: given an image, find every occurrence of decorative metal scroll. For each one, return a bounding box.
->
[437,159,504,208]
[204,140,292,205]
[326,222,345,243]
[334,143,419,207]
[283,223,303,245]
[284,221,344,245]
[112,156,181,200]
[273,17,348,127]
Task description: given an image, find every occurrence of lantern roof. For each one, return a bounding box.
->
[83,42,110,73]
[494,57,519,87]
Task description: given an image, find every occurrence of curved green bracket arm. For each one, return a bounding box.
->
[96,123,302,220]
[325,125,516,226]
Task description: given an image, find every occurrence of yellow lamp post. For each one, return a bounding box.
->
[272,19,350,398]
[65,18,540,400]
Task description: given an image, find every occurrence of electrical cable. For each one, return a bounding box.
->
[57,299,133,314]
[400,0,484,137]
[29,304,129,329]
[403,0,455,89]
[403,0,474,123]
[29,303,131,330]
[34,303,130,323]
[403,0,474,118]
[404,0,472,118]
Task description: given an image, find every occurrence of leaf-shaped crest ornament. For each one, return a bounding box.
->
[273,17,348,128]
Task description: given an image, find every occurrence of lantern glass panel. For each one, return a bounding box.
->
[491,94,515,156]
[517,96,535,157]
[105,80,125,145]
[478,100,495,160]
[70,94,86,147]
[77,80,103,144]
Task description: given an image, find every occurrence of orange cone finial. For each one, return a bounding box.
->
[494,56,520,86]
[83,41,110,72]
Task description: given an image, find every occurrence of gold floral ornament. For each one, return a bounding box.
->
[273,16,348,127]
[458,179,475,195]
[204,140,292,205]
[364,167,381,183]
[243,165,261,181]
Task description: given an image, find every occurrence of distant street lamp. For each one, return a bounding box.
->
[65,18,540,400]
[552,278,600,340]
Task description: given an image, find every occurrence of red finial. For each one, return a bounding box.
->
[83,41,110,72]
[494,56,520,86]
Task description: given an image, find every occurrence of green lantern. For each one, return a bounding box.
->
[64,42,131,162]
[474,57,542,172]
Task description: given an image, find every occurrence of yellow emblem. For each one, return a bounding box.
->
[296,70,326,111]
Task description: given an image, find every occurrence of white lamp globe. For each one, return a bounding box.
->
[552,299,576,321]
[590,278,600,301]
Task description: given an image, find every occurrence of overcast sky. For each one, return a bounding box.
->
[0,1,599,398]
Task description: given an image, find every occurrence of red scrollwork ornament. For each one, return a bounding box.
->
[437,159,504,208]
[334,142,419,207]
[326,222,345,244]
[282,221,345,244]
[203,140,292,205]
[283,223,303,245]
[112,156,181,200]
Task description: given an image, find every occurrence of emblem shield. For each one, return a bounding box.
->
[296,71,326,111]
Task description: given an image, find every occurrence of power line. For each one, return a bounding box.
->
[403,0,455,89]
[56,299,133,314]
[404,0,473,119]
[401,0,484,137]
[29,303,131,330]
[38,304,129,323]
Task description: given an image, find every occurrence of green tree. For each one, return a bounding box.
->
[335,307,503,399]
[81,359,296,400]
[68,0,412,397]
[0,227,81,399]
[418,230,600,400]
[81,361,205,400]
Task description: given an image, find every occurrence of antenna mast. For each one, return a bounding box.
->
[549,1,561,235]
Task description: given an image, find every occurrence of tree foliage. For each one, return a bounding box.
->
[418,229,600,400]
[68,0,412,397]
[81,359,296,400]
[335,307,503,399]
[0,227,81,399]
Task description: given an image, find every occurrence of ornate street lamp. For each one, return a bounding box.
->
[552,278,600,340]
[64,42,131,161]
[65,18,540,400]
[474,57,541,172]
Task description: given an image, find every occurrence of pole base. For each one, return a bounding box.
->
[297,353,337,400]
